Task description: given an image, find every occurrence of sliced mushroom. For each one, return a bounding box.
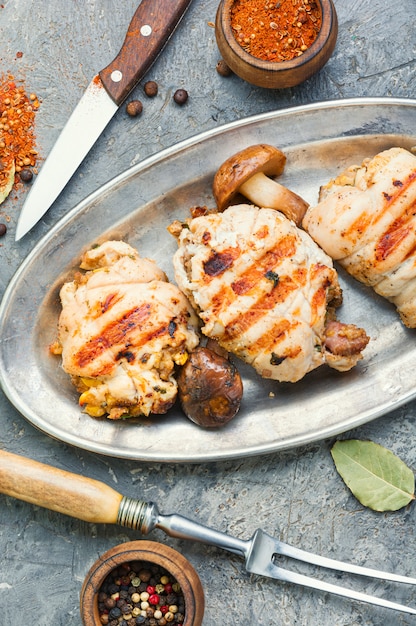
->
[212,144,308,225]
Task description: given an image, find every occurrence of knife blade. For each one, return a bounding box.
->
[15,0,193,241]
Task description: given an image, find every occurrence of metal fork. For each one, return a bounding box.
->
[1,449,415,615]
[119,496,416,615]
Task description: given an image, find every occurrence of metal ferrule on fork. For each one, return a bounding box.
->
[117,497,159,534]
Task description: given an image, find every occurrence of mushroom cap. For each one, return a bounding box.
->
[213,144,286,211]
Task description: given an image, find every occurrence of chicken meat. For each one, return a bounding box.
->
[53,240,200,419]
[303,147,416,327]
[172,204,369,383]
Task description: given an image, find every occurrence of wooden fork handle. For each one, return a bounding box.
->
[0,449,122,524]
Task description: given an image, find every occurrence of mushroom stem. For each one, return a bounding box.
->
[239,171,309,225]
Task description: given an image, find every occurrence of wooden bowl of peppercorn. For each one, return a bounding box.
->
[215,0,338,88]
[80,541,204,626]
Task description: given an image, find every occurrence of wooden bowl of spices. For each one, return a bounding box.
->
[215,0,338,88]
[80,540,205,626]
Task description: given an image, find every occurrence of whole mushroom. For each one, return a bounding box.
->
[177,346,243,428]
[212,144,308,225]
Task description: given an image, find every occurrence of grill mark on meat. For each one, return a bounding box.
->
[375,196,416,262]
[208,237,300,318]
[222,275,299,343]
[342,171,416,247]
[343,212,372,241]
[203,247,240,277]
[116,349,135,362]
[231,235,298,296]
[376,223,412,261]
[310,264,335,323]
[211,284,235,318]
[101,292,122,314]
[75,303,152,369]
[374,170,416,219]
[250,318,299,356]
[311,286,327,324]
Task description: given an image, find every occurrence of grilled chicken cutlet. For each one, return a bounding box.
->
[303,147,416,327]
[172,204,369,383]
[53,241,200,419]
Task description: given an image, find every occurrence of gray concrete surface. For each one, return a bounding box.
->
[1,1,416,624]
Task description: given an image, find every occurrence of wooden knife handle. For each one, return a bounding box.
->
[99,0,193,105]
[0,449,123,524]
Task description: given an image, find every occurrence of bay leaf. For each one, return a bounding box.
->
[331,439,415,512]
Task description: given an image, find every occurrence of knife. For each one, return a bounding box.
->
[15,0,193,241]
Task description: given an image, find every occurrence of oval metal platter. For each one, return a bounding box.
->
[1,98,416,462]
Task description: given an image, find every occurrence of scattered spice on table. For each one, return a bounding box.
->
[173,89,188,105]
[126,100,143,117]
[230,0,322,62]
[144,81,158,97]
[97,560,186,625]
[0,74,40,203]
[216,59,233,77]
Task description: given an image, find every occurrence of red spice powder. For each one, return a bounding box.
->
[0,74,40,194]
[230,0,322,62]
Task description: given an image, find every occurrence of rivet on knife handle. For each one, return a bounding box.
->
[100,0,193,106]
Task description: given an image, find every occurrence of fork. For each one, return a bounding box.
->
[1,449,415,615]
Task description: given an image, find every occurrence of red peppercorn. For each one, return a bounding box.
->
[160,605,169,615]
[146,585,156,595]
[149,593,160,605]
[164,583,172,594]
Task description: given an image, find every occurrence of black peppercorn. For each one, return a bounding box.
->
[139,569,151,582]
[108,607,122,619]
[98,561,186,625]
[19,168,33,182]
[166,593,177,605]
[144,80,158,97]
[126,100,143,117]
[173,89,188,105]
[0,223,7,237]
[105,597,116,609]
